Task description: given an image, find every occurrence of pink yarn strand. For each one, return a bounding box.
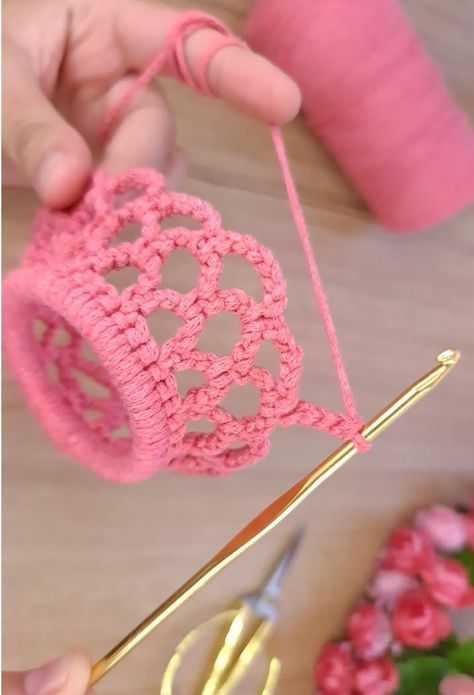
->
[271,126,358,417]
[101,51,168,138]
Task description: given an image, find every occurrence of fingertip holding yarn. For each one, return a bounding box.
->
[245,0,474,232]
[3,13,367,482]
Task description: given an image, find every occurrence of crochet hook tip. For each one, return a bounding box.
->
[361,348,460,444]
[436,348,460,366]
[412,348,460,397]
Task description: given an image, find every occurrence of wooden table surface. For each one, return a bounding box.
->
[3,1,474,693]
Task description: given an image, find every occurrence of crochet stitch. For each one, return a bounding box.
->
[3,12,365,482]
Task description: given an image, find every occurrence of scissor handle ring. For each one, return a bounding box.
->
[160,609,280,695]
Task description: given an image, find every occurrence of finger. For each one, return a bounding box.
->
[440,675,474,695]
[58,649,91,695]
[2,41,92,208]
[162,146,187,189]
[100,77,176,175]
[115,1,301,124]
[2,648,92,695]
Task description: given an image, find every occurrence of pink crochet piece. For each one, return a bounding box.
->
[3,12,365,483]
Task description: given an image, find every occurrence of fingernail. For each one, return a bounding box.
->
[36,152,67,197]
[24,656,70,695]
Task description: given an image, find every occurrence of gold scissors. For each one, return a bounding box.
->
[160,533,303,695]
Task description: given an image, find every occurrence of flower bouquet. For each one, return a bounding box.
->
[314,504,474,694]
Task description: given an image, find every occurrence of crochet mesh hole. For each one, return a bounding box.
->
[161,249,200,294]
[71,369,110,399]
[105,265,140,291]
[175,369,205,398]
[228,440,246,450]
[197,312,241,356]
[219,254,263,301]
[254,340,281,379]
[84,408,102,422]
[185,419,216,434]
[110,222,143,247]
[47,363,59,384]
[111,423,131,438]
[81,341,101,364]
[221,383,260,418]
[53,327,72,347]
[33,318,47,341]
[112,190,145,210]
[148,309,184,345]
[160,214,200,230]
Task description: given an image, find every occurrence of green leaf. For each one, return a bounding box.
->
[452,548,474,585]
[396,647,425,662]
[437,635,461,655]
[448,639,474,675]
[396,635,459,662]
[395,655,452,695]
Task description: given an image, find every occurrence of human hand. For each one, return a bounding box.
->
[3,0,301,208]
[2,649,92,695]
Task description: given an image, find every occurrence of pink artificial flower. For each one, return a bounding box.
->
[391,588,451,648]
[440,674,474,695]
[421,555,471,608]
[463,513,474,550]
[381,527,433,576]
[369,569,418,607]
[314,642,355,695]
[455,586,474,608]
[390,641,403,657]
[415,505,467,552]
[354,657,399,695]
[347,603,392,659]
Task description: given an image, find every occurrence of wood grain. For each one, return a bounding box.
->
[3,1,473,693]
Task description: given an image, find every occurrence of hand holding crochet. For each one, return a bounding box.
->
[2,0,300,208]
[4,11,365,481]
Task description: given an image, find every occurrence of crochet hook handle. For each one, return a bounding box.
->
[89,348,460,685]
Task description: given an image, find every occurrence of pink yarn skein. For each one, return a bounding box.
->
[245,0,474,232]
[3,13,366,483]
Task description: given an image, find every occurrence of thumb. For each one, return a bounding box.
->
[2,649,93,695]
[2,40,91,208]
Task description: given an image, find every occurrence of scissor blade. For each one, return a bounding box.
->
[258,530,304,603]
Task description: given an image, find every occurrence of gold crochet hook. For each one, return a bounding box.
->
[89,348,460,686]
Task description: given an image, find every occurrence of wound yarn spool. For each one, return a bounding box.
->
[245,0,474,232]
